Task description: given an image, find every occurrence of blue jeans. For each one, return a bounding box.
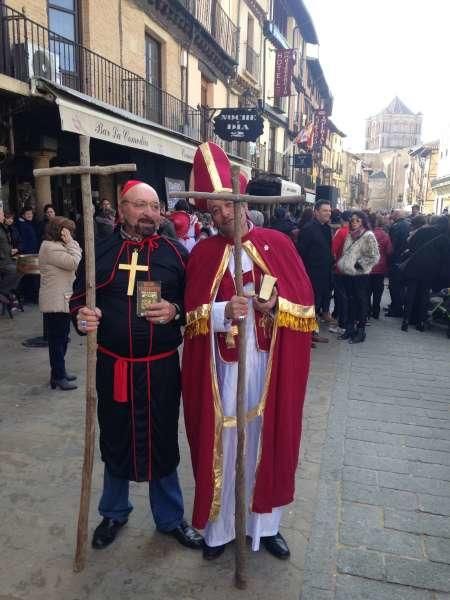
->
[98,466,184,532]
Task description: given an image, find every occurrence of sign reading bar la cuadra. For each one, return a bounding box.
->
[213,108,264,142]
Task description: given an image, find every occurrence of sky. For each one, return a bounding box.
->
[302,0,450,152]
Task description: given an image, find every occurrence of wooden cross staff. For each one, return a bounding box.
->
[34,134,137,573]
[170,169,303,589]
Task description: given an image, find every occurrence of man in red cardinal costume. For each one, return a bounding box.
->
[70,180,202,551]
[182,142,316,560]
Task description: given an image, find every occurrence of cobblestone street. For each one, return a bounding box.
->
[302,314,450,600]
[1,305,449,599]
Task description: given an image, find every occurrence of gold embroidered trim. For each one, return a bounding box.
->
[242,240,270,275]
[208,350,224,522]
[207,244,234,522]
[185,304,210,338]
[277,297,316,318]
[185,245,234,339]
[200,143,232,194]
[277,311,317,332]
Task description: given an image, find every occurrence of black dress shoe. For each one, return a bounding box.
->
[203,542,226,560]
[166,519,203,549]
[92,517,127,549]
[261,532,290,560]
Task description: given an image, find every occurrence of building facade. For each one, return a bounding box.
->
[0,0,339,217]
[365,97,422,152]
[403,142,439,214]
[340,151,369,209]
[431,124,450,215]
[361,149,409,211]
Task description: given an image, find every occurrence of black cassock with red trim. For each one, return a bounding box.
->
[70,230,188,482]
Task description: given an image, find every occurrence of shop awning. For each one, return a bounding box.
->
[56,96,198,164]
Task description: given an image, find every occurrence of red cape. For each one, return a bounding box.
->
[182,227,316,529]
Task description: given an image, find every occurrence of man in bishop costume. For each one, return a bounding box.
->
[182,142,316,560]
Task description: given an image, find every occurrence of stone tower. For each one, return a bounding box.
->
[365,97,422,152]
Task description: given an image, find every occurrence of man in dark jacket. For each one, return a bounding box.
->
[387,209,410,317]
[297,200,333,341]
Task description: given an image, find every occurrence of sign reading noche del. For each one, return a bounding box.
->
[56,97,196,164]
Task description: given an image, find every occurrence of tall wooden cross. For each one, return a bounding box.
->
[33,134,137,573]
[169,170,303,589]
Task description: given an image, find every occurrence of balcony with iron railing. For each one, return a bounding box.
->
[245,44,260,82]
[180,0,238,61]
[0,4,206,141]
[0,5,262,171]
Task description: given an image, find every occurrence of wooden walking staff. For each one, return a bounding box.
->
[230,164,247,589]
[170,180,302,589]
[34,135,137,572]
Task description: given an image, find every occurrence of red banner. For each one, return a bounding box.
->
[313,109,328,151]
[274,49,296,98]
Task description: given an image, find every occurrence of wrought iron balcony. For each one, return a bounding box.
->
[0,4,204,141]
[245,44,260,81]
[180,0,238,61]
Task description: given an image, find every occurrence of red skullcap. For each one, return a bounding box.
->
[120,180,144,198]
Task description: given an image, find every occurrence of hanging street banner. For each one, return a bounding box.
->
[274,49,296,97]
[213,108,264,142]
[313,109,328,151]
[292,153,313,169]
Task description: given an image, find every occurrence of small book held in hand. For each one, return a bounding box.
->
[258,274,277,302]
[137,281,161,317]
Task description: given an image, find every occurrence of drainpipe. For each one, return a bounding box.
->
[118,0,123,67]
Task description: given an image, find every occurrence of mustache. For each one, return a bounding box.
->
[138,218,156,226]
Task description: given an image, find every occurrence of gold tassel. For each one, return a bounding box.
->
[185,317,210,338]
[277,311,317,332]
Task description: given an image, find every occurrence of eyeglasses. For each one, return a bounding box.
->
[121,201,160,210]
[350,217,362,222]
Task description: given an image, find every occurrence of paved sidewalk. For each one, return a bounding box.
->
[0,306,336,600]
[301,315,450,600]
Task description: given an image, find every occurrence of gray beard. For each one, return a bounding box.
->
[122,220,156,239]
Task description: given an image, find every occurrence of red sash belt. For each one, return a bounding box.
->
[98,344,177,403]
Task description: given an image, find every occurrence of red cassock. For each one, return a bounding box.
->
[182,226,316,529]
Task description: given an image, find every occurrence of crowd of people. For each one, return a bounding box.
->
[1,142,449,564]
[262,202,450,343]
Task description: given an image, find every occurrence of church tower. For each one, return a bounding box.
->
[365,97,422,152]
